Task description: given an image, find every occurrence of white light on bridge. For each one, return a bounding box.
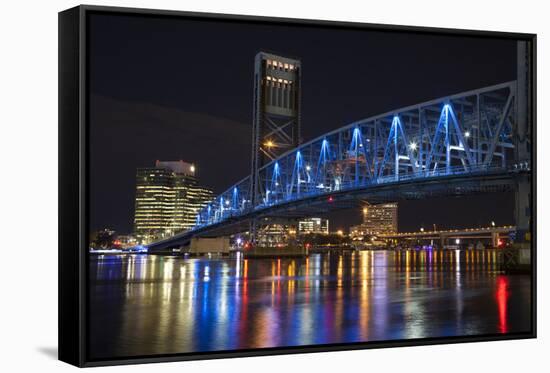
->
[464,131,471,138]
[409,142,417,151]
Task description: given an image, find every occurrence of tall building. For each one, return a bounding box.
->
[133,160,213,243]
[250,52,302,205]
[298,218,329,235]
[350,203,398,238]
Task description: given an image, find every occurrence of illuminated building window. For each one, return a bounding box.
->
[133,163,214,242]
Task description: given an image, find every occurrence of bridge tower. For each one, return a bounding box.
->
[515,40,533,244]
[249,52,302,242]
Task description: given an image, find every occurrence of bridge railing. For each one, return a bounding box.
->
[195,81,519,230]
[193,164,516,231]
[254,163,510,209]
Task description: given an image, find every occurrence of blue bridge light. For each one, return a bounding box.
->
[187,82,517,233]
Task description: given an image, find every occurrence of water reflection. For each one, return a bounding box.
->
[89,249,531,359]
[496,275,509,333]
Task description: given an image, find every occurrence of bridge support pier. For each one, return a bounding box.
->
[190,237,231,254]
[492,232,500,248]
[504,40,533,272]
[514,40,532,246]
[515,175,531,244]
[249,219,258,245]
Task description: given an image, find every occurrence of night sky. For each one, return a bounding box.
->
[88,12,517,235]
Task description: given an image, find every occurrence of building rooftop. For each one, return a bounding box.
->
[155,160,196,176]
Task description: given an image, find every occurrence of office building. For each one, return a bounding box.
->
[350,203,398,238]
[298,218,329,235]
[133,160,213,243]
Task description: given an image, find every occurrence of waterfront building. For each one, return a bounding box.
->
[298,217,329,235]
[349,224,370,240]
[350,203,398,239]
[256,223,298,247]
[115,235,137,249]
[133,160,213,243]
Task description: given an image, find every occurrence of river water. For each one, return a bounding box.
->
[88,250,531,359]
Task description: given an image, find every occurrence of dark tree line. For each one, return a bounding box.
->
[299,233,351,246]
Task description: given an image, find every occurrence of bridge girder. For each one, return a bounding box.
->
[148,169,522,251]
[147,81,532,252]
[196,81,523,228]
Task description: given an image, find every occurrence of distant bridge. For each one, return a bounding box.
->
[380,226,516,239]
[148,81,530,252]
[379,226,515,247]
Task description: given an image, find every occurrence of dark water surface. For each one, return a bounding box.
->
[89,250,531,359]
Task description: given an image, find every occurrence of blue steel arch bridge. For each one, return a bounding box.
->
[148,81,530,251]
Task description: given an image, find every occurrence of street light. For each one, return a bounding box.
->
[491,221,496,227]
[420,227,424,232]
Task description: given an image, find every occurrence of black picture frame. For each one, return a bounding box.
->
[58,5,537,367]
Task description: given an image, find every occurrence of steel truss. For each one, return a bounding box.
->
[196,81,525,229]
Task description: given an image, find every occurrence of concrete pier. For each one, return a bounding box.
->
[243,245,307,258]
[189,237,230,254]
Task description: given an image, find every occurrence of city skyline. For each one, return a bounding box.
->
[76,8,533,364]
[89,13,516,235]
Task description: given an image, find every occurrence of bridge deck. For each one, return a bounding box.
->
[147,168,523,251]
[147,81,528,252]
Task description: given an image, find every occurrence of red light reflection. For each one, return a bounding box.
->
[496,275,509,333]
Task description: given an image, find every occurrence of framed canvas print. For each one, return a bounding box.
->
[58,5,536,367]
